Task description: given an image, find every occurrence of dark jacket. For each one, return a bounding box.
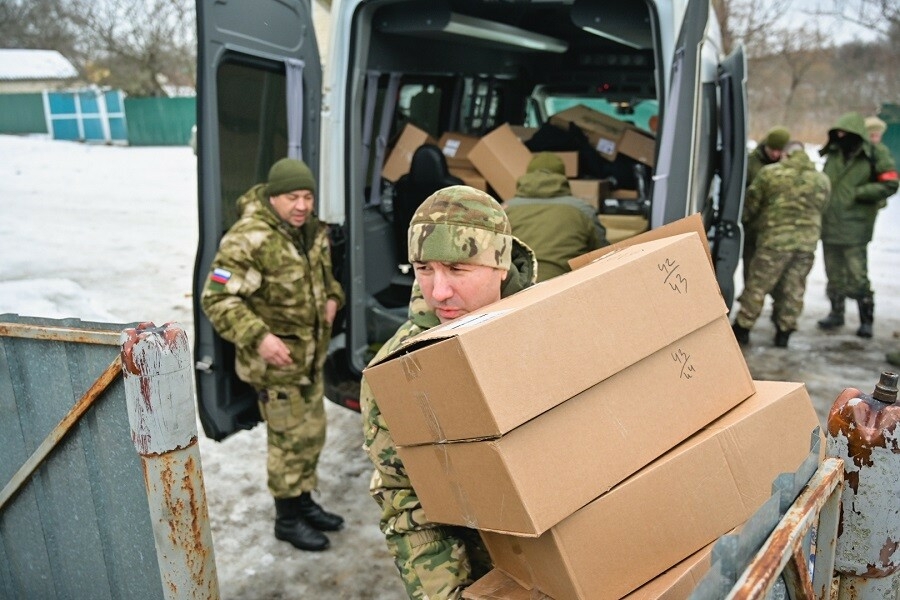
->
[820,112,898,246]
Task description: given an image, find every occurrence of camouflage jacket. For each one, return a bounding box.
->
[743,150,831,253]
[743,144,781,236]
[505,170,609,282]
[820,112,899,246]
[360,239,536,600]
[200,183,344,389]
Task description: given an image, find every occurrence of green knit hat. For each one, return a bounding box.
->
[266,158,316,196]
[764,126,790,150]
[527,152,566,175]
[408,185,512,270]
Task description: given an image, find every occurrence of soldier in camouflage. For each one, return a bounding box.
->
[360,185,537,599]
[732,141,831,348]
[201,158,346,552]
[743,126,790,285]
[816,111,899,338]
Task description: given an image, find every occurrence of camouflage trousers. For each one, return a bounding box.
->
[257,379,327,498]
[386,526,491,599]
[822,243,872,300]
[735,246,815,332]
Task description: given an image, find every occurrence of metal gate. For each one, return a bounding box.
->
[42,89,128,144]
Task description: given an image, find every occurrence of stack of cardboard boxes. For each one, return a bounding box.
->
[380,105,658,246]
[363,221,821,600]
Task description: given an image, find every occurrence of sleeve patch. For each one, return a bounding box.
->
[210,268,232,284]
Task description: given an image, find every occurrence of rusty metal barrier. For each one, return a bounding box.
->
[1,316,219,599]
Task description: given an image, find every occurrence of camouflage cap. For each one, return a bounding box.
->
[865,116,887,135]
[408,185,512,269]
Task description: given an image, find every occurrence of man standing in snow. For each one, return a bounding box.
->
[201,158,345,552]
[816,112,898,338]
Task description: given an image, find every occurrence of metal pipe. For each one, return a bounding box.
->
[827,371,900,600]
[121,322,220,599]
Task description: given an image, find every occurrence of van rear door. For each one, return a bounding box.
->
[650,0,746,308]
[192,0,322,440]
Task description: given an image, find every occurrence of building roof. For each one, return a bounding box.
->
[0,49,78,82]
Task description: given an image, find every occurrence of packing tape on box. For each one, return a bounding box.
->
[415,391,447,442]
[432,443,479,529]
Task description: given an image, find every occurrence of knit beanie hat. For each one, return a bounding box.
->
[527,152,566,175]
[266,158,316,196]
[408,185,513,270]
[764,126,790,150]
[865,116,887,135]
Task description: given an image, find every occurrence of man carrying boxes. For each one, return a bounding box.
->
[360,185,537,599]
[361,186,820,599]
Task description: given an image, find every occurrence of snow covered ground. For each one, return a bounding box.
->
[1,134,897,599]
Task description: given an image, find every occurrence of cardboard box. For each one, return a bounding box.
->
[439,132,480,170]
[449,166,487,192]
[568,178,611,210]
[363,231,728,447]
[481,380,822,600]
[464,543,713,600]
[620,542,714,600]
[550,104,656,166]
[620,128,656,167]
[467,123,534,201]
[599,214,650,244]
[550,104,631,162]
[396,315,753,536]
[381,123,436,182]
[570,213,710,272]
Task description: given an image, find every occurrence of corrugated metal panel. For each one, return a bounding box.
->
[0,315,165,600]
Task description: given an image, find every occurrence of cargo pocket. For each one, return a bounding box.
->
[258,388,303,432]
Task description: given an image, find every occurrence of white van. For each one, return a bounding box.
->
[192,0,747,439]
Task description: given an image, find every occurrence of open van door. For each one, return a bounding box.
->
[650,0,747,309]
[192,0,322,440]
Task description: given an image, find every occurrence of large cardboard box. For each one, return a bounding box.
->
[439,131,480,170]
[467,123,533,201]
[363,231,729,447]
[550,104,656,165]
[396,315,753,536]
[449,166,487,192]
[381,123,436,182]
[463,543,714,600]
[481,380,822,600]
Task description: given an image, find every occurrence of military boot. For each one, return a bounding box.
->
[817,294,845,330]
[856,296,874,339]
[732,323,750,346]
[296,491,345,531]
[774,328,792,348]
[274,497,330,551]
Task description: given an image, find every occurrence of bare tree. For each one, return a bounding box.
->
[823,0,900,37]
[712,0,794,56]
[1,0,195,97]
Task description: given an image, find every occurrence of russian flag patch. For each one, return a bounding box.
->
[210,268,232,285]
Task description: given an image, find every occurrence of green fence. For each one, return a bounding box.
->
[0,92,195,146]
[0,94,48,134]
[878,103,900,162]
[123,96,195,146]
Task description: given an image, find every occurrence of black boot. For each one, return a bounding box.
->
[817,294,845,330]
[774,328,792,348]
[732,323,750,346]
[856,296,874,338]
[296,492,345,531]
[274,497,330,551]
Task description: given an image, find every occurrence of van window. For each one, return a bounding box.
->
[216,57,288,226]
